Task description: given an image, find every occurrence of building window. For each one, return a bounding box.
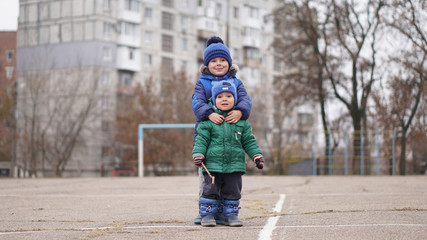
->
[233,48,239,62]
[232,27,239,38]
[104,0,111,10]
[145,54,152,66]
[274,56,281,71]
[182,38,188,51]
[39,2,49,20]
[181,60,187,72]
[6,51,13,62]
[122,22,138,37]
[103,22,111,35]
[162,11,174,30]
[162,34,173,52]
[162,0,173,8]
[298,113,314,126]
[102,96,109,109]
[233,7,239,18]
[103,46,112,61]
[161,57,173,70]
[215,3,222,17]
[120,72,132,86]
[125,0,140,12]
[101,146,110,157]
[101,72,110,84]
[144,30,153,43]
[181,16,189,31]
[145,7,152,20]
[246,5,259,18]
[5,67,13,79]
[244,47,260,60]
[182,0,190,8]
[262,54,268,66]
[299,133,308,145]
[129,47,135,60]
[102,121,109,131]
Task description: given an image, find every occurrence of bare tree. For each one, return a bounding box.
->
[386,0,427,56]
[273,0,385,174]
[115,71,195,176]
[271,1,340,174]
[369,0,426,175]
[16,66,103,177]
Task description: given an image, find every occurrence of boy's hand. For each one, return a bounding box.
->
[193,156,205,167]
[225,110,242,123]
[209,113,224,124]
[253,154,264,169]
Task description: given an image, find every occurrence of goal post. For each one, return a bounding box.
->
[138,123,195,177]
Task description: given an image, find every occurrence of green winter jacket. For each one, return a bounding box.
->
[192,109,262,174]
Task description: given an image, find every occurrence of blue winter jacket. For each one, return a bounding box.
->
[192,73,252,141]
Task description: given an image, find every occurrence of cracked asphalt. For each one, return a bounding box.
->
[1,176,426,239]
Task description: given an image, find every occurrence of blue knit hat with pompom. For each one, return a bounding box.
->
[211,81,237,109]
[203,36,232,67]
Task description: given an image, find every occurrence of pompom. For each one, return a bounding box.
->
[206,36,224,47]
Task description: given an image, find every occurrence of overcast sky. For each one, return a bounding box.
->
[0,0,19,31]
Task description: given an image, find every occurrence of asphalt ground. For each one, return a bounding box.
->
[0,176,426,240]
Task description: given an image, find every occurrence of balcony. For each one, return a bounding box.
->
[242,35,260,48]
[196,17,219,36]
[117,33,140,48]
[116,46,141,72]
[117,6,141,24]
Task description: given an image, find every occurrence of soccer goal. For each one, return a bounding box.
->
[138,123,195,177]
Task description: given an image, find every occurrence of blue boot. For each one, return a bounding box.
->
[223,200,243,227]
[194,215,201,225]
[199,198,219,227]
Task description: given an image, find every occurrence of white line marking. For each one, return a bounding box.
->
[279,223,427,228]
[272,194,286,213]
[258,194,286,240]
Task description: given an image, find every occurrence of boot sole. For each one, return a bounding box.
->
[226,222,243,227]
[201,222,216,227]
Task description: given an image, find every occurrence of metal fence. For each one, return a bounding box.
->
[138,124,397,177]
[312,131,396,176]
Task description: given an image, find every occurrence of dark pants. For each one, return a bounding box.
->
[201,172,242,201]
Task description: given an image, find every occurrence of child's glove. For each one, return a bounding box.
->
[193,153,205,167]
[253,154,264,169]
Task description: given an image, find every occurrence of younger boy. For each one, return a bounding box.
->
[192,81,265,227]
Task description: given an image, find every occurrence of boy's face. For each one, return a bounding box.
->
[208,57,229,76]
[215,92,235,111]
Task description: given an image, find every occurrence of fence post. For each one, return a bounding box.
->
[313,134,317,176]
[376,133,380,176]
[392,131,396,176]
[328,132,332,176]
[344,133,348,176]
[138,125,144,177]
[360,131,364,176]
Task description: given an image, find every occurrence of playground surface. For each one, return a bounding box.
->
[0,176,426,240]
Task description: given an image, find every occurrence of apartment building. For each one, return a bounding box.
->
[16,0,317,177]
[0,31,17,177]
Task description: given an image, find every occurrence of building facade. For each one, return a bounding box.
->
[0,31,17,177]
